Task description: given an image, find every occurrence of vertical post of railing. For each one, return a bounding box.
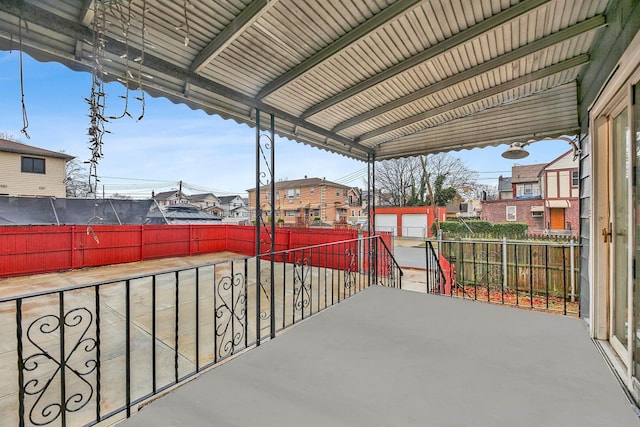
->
[174,271,179,383]
[245,260,249,347]
[59,292,67,426]
[472,242,477,300]
[563,246,568,315]
[570,238,576,302]
[195,267,200,371]
[16,299,24,427]
[152,275,157,393]
[125,280,131,418]
[502,237,507,304]
[545,244,550,310]
[459,240,464,297]
[437,229,442,265]
[367,154,372,289]
[282,254,287,330]
[514,245,519,306]
[213,265,218,363]
[255,108,261,347]
[269,113,276,339]
[529,245,533,308]
[95,285,101,422]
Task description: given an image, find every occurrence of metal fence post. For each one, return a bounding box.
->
[570,238,575,302]
[502,237,507,291]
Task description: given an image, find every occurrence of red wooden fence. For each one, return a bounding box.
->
[0,225,369,279]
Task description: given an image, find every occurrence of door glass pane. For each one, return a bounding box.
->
[613,106,629,347]
[634,85,640,377]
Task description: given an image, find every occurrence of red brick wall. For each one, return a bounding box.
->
[481,198,578,236]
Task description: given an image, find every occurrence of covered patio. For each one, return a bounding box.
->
[121,285,638,426]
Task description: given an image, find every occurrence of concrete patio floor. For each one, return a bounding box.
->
[120,285,640,427]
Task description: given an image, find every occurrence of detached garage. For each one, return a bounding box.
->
[374,207,447,238]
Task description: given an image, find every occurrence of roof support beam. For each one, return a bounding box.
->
[301,0,553,120]
[255,0,422,100]
[0,1,373,156]
[360,53,590,142]
[189,0,277,73]
[79,0,94,26]
[332,14,605,133]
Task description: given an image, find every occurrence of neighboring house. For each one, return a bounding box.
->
[152,190,188,209]
[497,176,513,199]
[188,193,223,217]
[0,138,74,198]
[218,195,249,219]
[481,150,578,236]
[346,188,366,223]
[146,202,222,224]
[248,177,358,225]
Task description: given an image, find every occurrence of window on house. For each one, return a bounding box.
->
[531,211,543,217]
[276,190,280,200]
[287,189,294,201]
[21,157,45,174]
[336,189,340,196]
[310,187,314,195]
[313,209,319,216]
[343,189,347,196]
[286,210,295,216]
[572,170,579,187]
[351,209,355,216]
[295,188,300,198]
[506,206,516,221]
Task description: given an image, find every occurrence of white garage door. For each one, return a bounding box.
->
[375,214,397,235]
[402,214,427,238]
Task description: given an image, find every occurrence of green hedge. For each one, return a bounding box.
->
[434,220,529,238]
[492,222,528,238]
[434,220,493,235]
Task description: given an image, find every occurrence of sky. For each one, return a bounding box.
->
[0,51,572,198]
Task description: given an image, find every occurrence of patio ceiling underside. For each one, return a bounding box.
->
[0,0,609,161]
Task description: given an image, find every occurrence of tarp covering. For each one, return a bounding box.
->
[0,196,154,225]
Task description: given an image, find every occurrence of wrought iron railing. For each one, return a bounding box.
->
[0,235,401,427]
[425,238,579,316]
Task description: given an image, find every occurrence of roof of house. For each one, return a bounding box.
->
[498,176,512,192]
[511,164,546,184]
[153,190,183,200]
[218,195,243,204]
[188,193,219,202]
[0,138,74,160]
[250,177,352,192]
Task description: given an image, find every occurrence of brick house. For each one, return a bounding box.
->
[0,138,73,198]
[481,150,578,236]
[248,177,358,225]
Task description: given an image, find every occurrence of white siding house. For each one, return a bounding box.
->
[0,139,73,198]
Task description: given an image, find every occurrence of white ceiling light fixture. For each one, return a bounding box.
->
[501,136,582,160]
[501,142,530,159]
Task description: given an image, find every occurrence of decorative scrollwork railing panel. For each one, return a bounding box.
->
[20,303,97,427]
[214,266,246,360]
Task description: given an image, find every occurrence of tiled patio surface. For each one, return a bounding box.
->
[119,285,640,427]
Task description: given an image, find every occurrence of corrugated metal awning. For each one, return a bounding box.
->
[531,206,545,212]
[0,0,612,161]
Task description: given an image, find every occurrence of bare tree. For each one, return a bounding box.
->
[0,132,21,142]
[374,157,419,206]
[375,153,479,207]
[65,157,92,198]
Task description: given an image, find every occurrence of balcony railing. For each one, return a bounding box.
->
[1,235,401,427]
[425,238,579,316]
